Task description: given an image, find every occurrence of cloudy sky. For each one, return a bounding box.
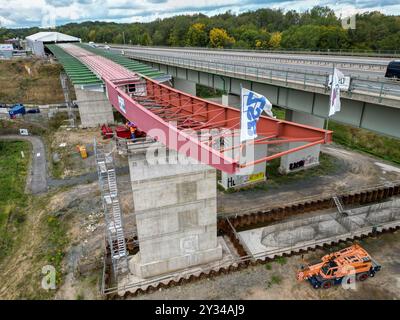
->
[0,0,399,28]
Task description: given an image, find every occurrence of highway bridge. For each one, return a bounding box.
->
[108,45,400,139]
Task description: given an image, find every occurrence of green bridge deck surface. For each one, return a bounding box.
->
[77,43,167,79]
[46,44,103,86]
[47,43,168,86]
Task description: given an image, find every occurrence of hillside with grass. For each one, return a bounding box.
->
[0,59,73,105]
[0,140,30,262]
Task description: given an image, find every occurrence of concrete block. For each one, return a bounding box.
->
[220,135,267,190]
[74,85,114,127]
[279,110,324,174]
[174,78,196,95]
[222,94,240,108]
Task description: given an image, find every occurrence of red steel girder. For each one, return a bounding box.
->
[59,43,333,174]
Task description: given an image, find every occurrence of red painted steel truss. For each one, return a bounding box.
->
[59,44,332,174]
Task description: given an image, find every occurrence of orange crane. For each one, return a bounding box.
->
[296,244,381,289]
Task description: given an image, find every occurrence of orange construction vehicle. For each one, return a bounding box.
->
[296,244,381,289]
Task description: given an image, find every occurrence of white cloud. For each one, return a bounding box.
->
[0,0,399,28]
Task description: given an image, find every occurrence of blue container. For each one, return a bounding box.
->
[9,104,26,117]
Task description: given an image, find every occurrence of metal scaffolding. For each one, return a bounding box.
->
[60,73,76,127]
[94,138,128,276]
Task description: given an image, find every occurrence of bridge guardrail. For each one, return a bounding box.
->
[110,45,389,72]
[109,44,400,58]
[118,50,400,103]
[125,48,388,72]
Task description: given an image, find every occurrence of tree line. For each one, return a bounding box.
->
[1,6,400,51]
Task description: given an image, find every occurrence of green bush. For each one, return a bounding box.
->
[329,121,400,164]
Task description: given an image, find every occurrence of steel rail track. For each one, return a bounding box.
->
[102,182,400,299]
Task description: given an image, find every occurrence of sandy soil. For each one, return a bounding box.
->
[50,127,128,178]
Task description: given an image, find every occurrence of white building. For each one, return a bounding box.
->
[0,44,14,59]
[26,32,81,57]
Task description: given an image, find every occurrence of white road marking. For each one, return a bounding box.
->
[374,162,400,173]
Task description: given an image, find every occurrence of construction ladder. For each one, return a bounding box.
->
[333,195,345,214]
[94,139,128,275]
[332,195,353,231]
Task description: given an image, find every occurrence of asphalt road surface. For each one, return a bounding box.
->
[0,135,47,194]
[109,45,395,78]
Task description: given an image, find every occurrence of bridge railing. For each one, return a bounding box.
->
[119,50,400,103]
[109,44,400,58]
[111,45,389,72]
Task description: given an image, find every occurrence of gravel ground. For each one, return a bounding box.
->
[218,143,400,216]
[130,231,400,300]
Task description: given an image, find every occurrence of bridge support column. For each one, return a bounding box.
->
[222,94,240,108]
[128,146,222,278]
[219,135,267,190]
[279,110,324,174]
[173,78,196,96]
[74,85,114,128]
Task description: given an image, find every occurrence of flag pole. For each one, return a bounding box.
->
[239,83,243,167]
[326,63,336,130]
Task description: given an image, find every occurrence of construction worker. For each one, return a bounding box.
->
[130,125,137,140]
[126,121,137,140]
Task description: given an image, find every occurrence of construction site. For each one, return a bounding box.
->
[1,31,400,301]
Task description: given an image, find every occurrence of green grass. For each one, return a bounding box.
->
[266,274,282,288]
[272,106,286,120]
[328,121,400,164]
[0,140,30,261]
[43,214,69,286]
[196,84,225,98]
[76,293,85,300]
[275,256,287,266]
[270,107,400,165]
[14,191,71,300]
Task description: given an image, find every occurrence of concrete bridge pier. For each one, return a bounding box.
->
[173,78,197,96]
[74,85,114,127]
[222,93,240,108]
[127,144,222,278]
[219,134,268,190]
[279,110,325,174]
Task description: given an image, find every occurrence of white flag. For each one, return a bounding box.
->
[329,68,345,117]
[240,87,274,143]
